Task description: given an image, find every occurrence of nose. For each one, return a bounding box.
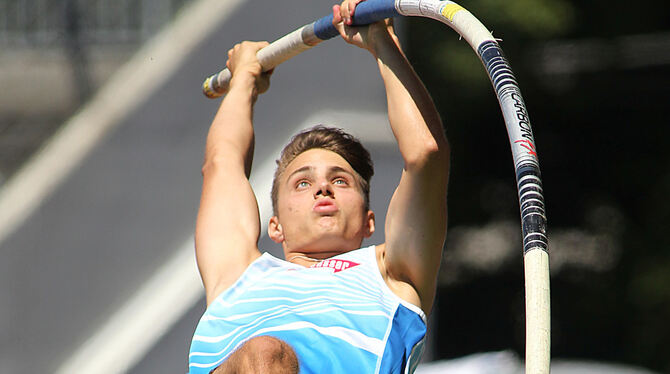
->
[314,182,334,198]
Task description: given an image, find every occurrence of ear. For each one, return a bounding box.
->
[364,210,375,238]
[268,216,285,243]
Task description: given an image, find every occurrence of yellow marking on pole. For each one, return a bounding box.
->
[203,77,213,96]
[441,3,464,21]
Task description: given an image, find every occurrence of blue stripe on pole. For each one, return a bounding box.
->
[516,163,548,253]
[314,15,340,40]
[351,0,399,25]
[313,0,398,40]
[479,40,516,97]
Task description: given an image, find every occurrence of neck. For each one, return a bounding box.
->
[285,248,350,266]
[286,254,321,267]
[282,239,364,266]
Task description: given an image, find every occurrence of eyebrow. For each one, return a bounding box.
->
[328,166,354,178]
[286,166,314,183]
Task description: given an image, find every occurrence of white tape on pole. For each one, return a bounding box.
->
[524,249,551,373]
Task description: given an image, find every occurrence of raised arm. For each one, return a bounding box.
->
[333,3,449,314]
[196,41,272,305]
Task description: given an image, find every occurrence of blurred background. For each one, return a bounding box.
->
[0,0,668,373]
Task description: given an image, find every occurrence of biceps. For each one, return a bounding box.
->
[195,165,261,297]
[197,171,261,244]
[384,168,448,278]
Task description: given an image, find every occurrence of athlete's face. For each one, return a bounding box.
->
[269,149,375,257]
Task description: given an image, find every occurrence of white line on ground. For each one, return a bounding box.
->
[0,0,244,248]
[54,239,203,374]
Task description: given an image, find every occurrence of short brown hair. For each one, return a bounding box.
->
[271,126,374,215]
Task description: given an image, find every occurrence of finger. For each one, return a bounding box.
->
[240,41,268,58]
[257,78,270,94]
[257,71,272,93]
[334,17,354,41]
[345,1,352,24]
[247,40,269,52]
[348,0,364,24]
[340,0,352,24]
[345,25,359,41]
[332,5,347,37]
[332,4,343,25]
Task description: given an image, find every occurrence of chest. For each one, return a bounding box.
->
[210,261,396,319]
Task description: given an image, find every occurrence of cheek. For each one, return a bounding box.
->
[281,193,307,216]
[343,191,366,213]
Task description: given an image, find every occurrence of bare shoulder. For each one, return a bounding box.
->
[375,243,422,311]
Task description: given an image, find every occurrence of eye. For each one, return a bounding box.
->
[333,178,348,186]
[296,180,310,189]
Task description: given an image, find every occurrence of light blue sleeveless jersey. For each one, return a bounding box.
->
[188,245,426,374]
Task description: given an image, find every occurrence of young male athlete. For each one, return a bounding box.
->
[188,0,450,372]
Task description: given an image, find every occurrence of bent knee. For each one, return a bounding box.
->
[244,336,298,371]
[214,336,299,374]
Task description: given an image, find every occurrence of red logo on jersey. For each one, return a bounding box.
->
[311,259,360,273]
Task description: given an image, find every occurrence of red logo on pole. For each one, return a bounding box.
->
[515,139,537,156]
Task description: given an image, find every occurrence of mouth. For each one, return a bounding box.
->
[313,199,338,214]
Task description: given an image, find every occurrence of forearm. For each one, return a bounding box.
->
[204,74,258,177]
[373,35,449,168]
[373,30,449,309]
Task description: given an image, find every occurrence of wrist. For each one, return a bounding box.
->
[227,76,259,106]
[229,72,256,90]
[229,73,260,99]
[368,29,398,58]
